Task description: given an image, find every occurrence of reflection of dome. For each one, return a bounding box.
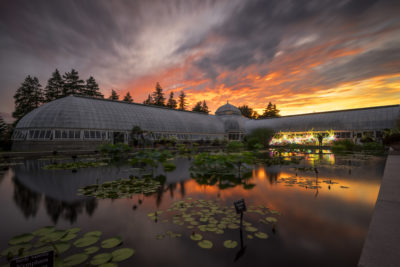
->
[215,102,242,116]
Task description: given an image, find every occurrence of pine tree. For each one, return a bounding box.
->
[151,82,166,106]
[109,89,119,100]
[44,69,63,102]
[259,102,280,118]
[123,92,133,102]
[143,94,153,105]
[13,76,44,120]
[178,91,187,110]
[84,76,103,98]
[0,115,6,138]
[166,92,177,109]
[62,69,84,96]
[238,105,258,119]
[201,100,209,114]
[192,101,203,112]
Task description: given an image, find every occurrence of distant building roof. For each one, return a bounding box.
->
[215,101,242,116]
[245,105,400,133]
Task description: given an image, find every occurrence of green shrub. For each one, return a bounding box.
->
[245,128,274,147]
[332,139,356,152]
[362,142,384,151]
[98,143,131,157]
[226,141,244,153]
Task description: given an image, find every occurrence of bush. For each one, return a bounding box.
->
[98,143,131,157]
[331,139,356,152]
[226,141,244,153]
[362,142,384,151]
[245,128,274,147]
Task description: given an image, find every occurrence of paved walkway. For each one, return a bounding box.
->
[359,152,400,267]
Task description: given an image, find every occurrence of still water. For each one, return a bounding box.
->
[0,151,385,267]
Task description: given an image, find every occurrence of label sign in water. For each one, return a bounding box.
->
[234,199,246,214]
[10,250,54,267]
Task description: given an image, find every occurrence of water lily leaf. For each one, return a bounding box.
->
[1,244,32,257]
[67,227,81,234]
[101,237,122,249]
[54,242,71,254]
[73,236,99,247]
[247,234,254,239]
[223,240,238,249]
[99,263,118,267]
[32,226,55,236]
[9,233,34,245]
[84,231,102,238]
[84,246,99,254]
[266,217,277,223]
[111,248,135,262]
[40,230,68,243]
[198,240,213,249]
[60,233,77,242]
[227,224,239,229]
[245,226,258,232]
[190,233,202,241]
[254,232,268,239]
[215,229,224,234]
[63,253,88,266]
[90,253,112,265]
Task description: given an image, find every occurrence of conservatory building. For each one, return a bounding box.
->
[11,95,400,151]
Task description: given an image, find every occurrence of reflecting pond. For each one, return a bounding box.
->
[0,150,385,266]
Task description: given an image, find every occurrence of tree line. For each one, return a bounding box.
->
[238,102,280,119]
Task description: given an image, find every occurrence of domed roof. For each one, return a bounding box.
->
[215,101,242,116]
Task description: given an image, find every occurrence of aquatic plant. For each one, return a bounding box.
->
[43,161,108,170]
[77,176,161,199]
[147,199,280,250]
[0,226,134,266]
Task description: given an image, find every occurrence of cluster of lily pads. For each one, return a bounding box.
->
[277,177,350,189]
[148,198,280,250]
[0,226,134,266]
[77,176,161,199]
[43,161,108,170]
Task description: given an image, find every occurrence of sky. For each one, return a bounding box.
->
[1,0,400,119]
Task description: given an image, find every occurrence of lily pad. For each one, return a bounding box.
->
[247,234,254,239]
[60,233,77,242]
[84,246,99,254]
[111,248,135,262]
[223,240,238,249]
[198,240,213,249]
[254,232,268,239]
[266,217,277,223]
[99,263,118,267]
[32,226,55,236]
[9,233,34,245]
[41,230,68,242]
[84,231,102,238]
[73,236,99,247]
[90,253,112,265]
[63,253,88,266]
[101,237,122,249]
[1,244,32,257]
[67,227,81,234]
[54,242,71,254]
[190,233,203,241]
[245,226,258,232]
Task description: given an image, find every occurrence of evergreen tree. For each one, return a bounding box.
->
[13,76,44,120]
[0,115,6,138]
[201,100,209,114]
[84,76,103,98]
[108,89,119,100]
[166,92,177,109]
[178,91,187,110]
[238,105,258,119]
[192,101,203,112]
[151,82,166,106]
[44,69,63,102]
[143,94,153,105]
[259,102,280,118]
[123,92,133,102]
[62,69,84,96]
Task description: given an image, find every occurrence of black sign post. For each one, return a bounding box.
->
[234,198,247,229]
[234,199,247,262]
[10,251,54,267]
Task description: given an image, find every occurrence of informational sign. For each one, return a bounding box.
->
[10,250,54,267]
[234,199,247,214]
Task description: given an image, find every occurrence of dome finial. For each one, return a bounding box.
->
[227,100,229,104]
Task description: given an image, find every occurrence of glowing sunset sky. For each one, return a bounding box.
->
[1,0,400,116]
